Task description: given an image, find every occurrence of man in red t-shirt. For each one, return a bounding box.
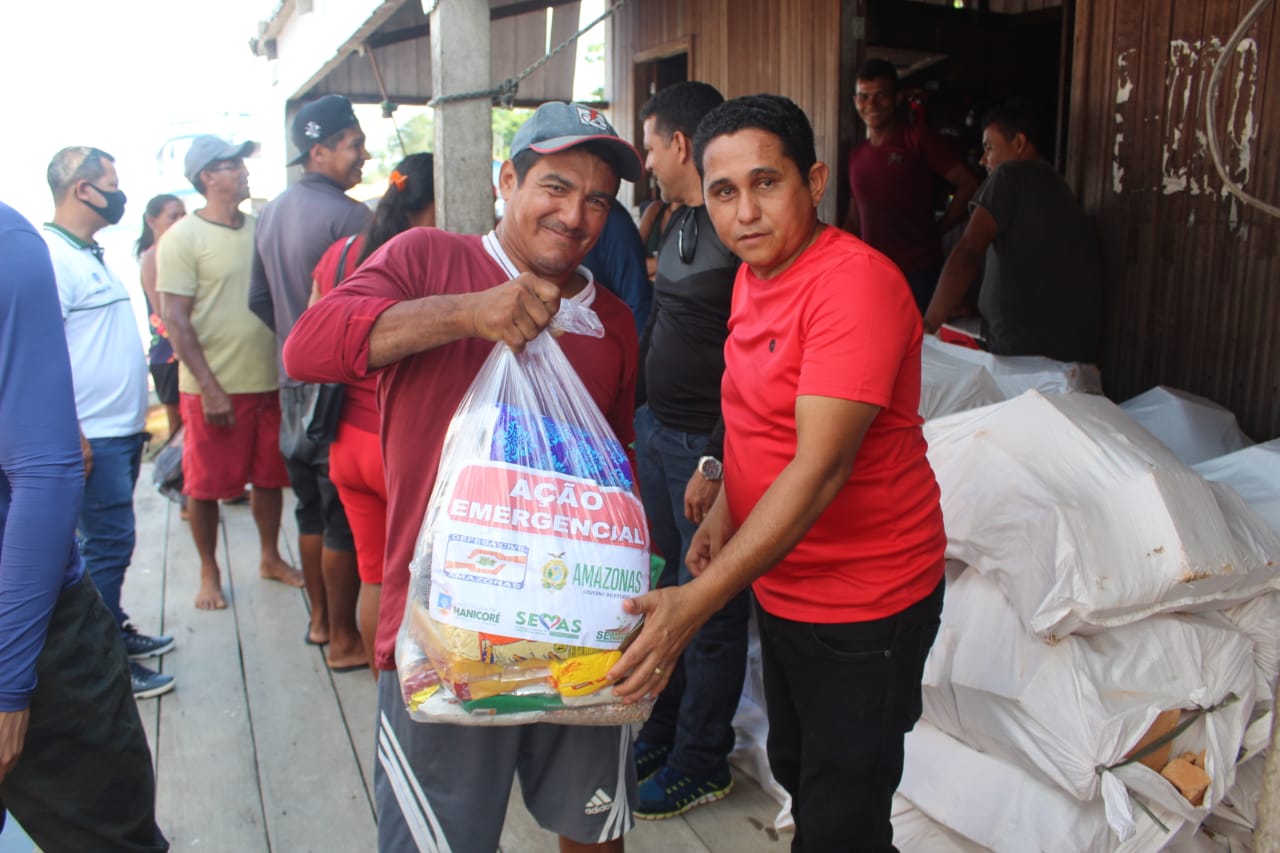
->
[842,59,977,314]
[283,103,644,853]
[611,95,947,851]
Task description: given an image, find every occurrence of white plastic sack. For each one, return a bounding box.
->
[924,391,1280,639]
[1205,746,1266,845]
[922,335,1102,400]
[1194,439,1280,535]
[920,337,1004,420]
[891,794,987,852]
[921,569,1256,816]
[901,722,1188,852]
[396,303,652,725]
[1120,386,1253,467]
[728,611,793,831]
[1220,592,1280,709]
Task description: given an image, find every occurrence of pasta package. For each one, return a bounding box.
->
[396,302,654,725]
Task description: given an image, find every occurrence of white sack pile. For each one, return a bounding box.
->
[900,722,1196,852]
[1195,440,1280,536]
[919,336,1102,420]
[1120,387,1253,466]
[902,390,1280,851]
[923,391,1280,639]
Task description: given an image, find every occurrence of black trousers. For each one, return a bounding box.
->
[0,574,168,851]
[757,580,943,853]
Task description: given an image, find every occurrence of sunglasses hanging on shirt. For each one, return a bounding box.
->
[677,207,699,264]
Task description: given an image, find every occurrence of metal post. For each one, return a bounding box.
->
[430,0,494,234]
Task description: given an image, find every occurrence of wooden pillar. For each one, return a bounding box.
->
[835,0,866,227]
[430,0,494,234]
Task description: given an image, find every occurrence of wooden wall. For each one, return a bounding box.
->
[1067,0,1280,439]
[608,0,844,221]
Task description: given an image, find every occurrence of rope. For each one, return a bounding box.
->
[1092,695,1242,836]
[428,0,626,109]
[1206,0,1279,218]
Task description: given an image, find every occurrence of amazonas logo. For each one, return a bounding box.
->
[515,610,583,640]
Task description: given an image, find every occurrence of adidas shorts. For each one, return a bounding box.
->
[374,671,637,852]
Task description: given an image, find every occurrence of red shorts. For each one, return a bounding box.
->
[328,420,388,584]
[180,391,290,500]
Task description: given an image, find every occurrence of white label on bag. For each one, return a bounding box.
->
[428,461,649,647]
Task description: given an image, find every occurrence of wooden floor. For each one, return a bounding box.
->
[107,464,792,853]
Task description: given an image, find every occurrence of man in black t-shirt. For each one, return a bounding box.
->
[632,81,751,820]
[924,100,1103,363]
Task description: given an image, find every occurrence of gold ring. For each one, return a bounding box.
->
[654,666,663,677]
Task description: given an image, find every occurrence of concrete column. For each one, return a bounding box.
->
[430,0,494,235]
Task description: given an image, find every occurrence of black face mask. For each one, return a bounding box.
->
[82,184,127,225]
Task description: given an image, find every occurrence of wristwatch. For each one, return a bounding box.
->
[696,455,723,481]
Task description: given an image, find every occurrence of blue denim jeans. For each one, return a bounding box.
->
[79,433,146,629]
[634,405,749,779]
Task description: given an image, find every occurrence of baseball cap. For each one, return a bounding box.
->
[287,94,360,166]
[509,102,643,183]
[184,136,256,185]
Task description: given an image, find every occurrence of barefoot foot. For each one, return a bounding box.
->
[260,557,304,588]
[326,640,369,671]
[195,581,228,610]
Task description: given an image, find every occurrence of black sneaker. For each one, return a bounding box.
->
[633,739,671,784]
[130,662,175,700]
[636,764,734,820]
[121,622,175,660]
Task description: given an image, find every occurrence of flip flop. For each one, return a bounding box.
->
[329,662,370,674]
[305,630,327,646]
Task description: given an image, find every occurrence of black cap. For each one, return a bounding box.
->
[288,95,359,167]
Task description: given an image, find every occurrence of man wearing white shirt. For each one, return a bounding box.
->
[42,146,174,700]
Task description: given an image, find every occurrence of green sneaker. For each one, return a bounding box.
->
[636,764,734,820]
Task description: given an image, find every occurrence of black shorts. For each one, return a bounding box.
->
[150,362,179,406]
[0,574,168,851]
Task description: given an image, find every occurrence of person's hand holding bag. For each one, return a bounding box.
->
[469,273,562,352]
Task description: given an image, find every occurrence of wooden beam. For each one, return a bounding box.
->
[365,22,431,49]
[432,0,496,234]
[490,0,583,22]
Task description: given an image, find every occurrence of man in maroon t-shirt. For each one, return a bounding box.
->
[283,102,644,853]
[842,59,978,313]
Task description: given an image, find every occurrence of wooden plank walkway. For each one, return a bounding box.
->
[108,462,793,853]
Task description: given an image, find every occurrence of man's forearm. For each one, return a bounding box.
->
[366,293,475,369]
[689,453,854,616]
[938,193,971,235]
[924,245,982,334]
[162,307,221,395]
[247,263,276,332]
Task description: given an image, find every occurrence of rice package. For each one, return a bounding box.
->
[396,303,653,725]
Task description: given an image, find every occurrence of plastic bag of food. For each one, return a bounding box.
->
[396,300,653,725]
